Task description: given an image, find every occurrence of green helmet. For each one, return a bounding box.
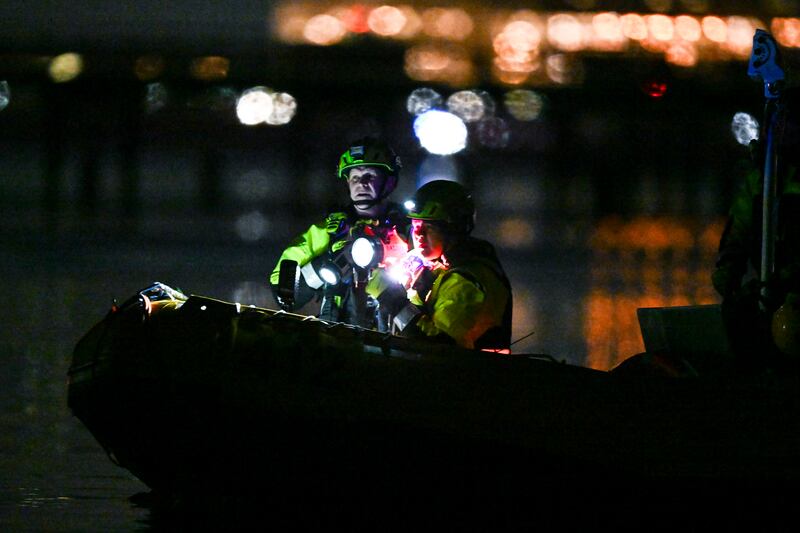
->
[406,180,475,234]
[337,137,401,179]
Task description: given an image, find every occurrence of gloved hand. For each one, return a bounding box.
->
[366,268,408,315]
[325,212,349,236]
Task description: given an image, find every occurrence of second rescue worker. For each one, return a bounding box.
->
[269,137,407,329]
[366,180,513,350]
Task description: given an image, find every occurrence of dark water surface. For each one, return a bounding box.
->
[0,239,283,532]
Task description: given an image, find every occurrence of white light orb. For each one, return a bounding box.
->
[731,112,759,146]
[236,86,274,126]
[266,92,297,125]
[413,110,468,155]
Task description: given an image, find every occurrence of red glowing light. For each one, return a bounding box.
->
[642,80,668,98]
[343,4,371,34]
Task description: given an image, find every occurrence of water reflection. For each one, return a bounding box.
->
[584,215,724,369]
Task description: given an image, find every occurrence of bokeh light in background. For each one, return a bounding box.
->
[772,18,800,47]
[731,112,759,146]
[235,87,297,126]
[265,92,297,125]
[475,116,511,149]
[446,90,493,122]
[303,14,347,45]
[406,87,443,115]
[134,55,166,81]
[504,89,544,121]
[236,86,274,125]
[0,81,9,111]
[404,43,474,86]
[413,110,468,155]
[367,5,406,37]
[48,53,83,83]
[547,13,584,51]
[190,56,230,81]
[235,210,270,242]
[144,82,169,113]
[421,7,474,41]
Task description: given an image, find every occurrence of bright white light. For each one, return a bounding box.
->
[406,87,443,115]
[413,110,467,155]
[236,86,274,126]
[266,92,297,125]
[731,112,759,146]
[0,81,9,111]
[319,266,340,285]
[404,200,416,211]
[351,237,376,268]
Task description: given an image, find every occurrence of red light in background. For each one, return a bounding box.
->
[642,79,668,98]
[343,4,371,33]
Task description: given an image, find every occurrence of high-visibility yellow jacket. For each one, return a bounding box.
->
[414,237,512,350]
[270,203,407,327]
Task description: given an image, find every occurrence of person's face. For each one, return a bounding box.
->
[347,166,388,205]
[411,219,447,260]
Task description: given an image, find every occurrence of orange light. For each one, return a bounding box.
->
[772,18,800,48]
[190,56,229,81]
[492,65,531,85]
[591,12,626,50]
[674,15,702,42]
[404,44,474,86]
[304,14,347,45]
[725,16,754,57]
[621,13,648,41]
[421,7,474,41]
[665,42,698,67]
[701,16,727,43]
[647,14,674,41]
[496,20,541,57]
[367,5,407,36]
[547,13,584,51]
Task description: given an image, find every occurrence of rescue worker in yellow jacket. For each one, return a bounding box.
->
[365,180,513,350]
[712,88,800,364]
[270,137,407,329]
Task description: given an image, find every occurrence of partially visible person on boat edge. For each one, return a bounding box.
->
[365,180,513,351]
[712,86,800,372]
[270,137,408,330]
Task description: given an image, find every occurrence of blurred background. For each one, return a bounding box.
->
[3,1,800,529]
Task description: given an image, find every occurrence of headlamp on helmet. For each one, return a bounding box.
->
[405,179,475,235]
